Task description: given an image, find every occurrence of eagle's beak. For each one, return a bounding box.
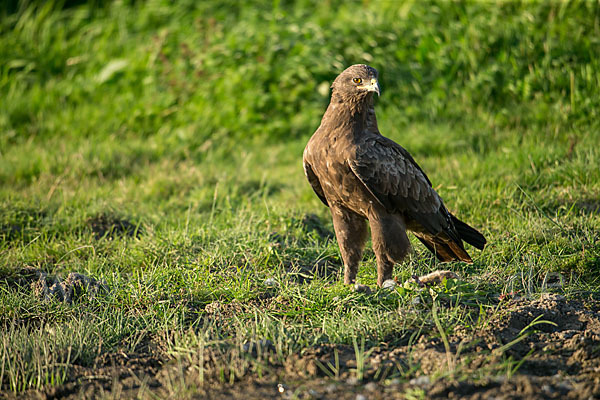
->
[359,78,381,96]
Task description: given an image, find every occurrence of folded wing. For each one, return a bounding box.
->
[348,135,484,262]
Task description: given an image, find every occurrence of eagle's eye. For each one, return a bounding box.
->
[352,77,362,84]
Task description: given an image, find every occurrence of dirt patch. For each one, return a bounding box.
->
[3,338,165,400]
[0,205,49,243]
[575,199,600,215]
[86,212,143,239]
[192,294,600,399]
[3,267,108,307]
[32,270,108,304]
[269,213,334,246]
[286,258,341,284]
[299,214,334,241]
[5,295,600,399]
[422,293,600,399]
[485,294,600,375]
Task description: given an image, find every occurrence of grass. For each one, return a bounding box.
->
[1,0,600,397]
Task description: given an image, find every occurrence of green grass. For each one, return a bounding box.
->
[1,0,600,396]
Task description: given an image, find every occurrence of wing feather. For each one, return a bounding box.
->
[303,159,328,207]
[348,136,459,238]
[350,136,439,211]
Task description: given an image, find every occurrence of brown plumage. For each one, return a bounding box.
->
[303,64,486,287]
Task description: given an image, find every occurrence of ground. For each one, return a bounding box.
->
[3,264,600,399]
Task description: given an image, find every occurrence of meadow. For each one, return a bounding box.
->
[1,1,599,398]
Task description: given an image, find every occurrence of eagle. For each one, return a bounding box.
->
[303,64,486,287]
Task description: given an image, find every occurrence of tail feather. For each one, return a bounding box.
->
[416,235,473,263]
[415,215,485,263]
[451,215,486,250]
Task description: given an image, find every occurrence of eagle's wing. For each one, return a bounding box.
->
[348,135,459,241]
[303,156,328,207]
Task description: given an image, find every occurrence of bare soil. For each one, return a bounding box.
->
[4,293,599,399]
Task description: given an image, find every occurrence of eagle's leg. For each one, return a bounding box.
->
[369,214,411,287]
[330,207,368,285]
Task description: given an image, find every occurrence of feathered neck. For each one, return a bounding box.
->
[322,91,378,136]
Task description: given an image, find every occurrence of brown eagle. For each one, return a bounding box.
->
[303,64,486,287]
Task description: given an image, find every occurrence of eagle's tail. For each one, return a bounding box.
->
[415,215,486,263]
[416,235,473,263]
[451,215,486,250]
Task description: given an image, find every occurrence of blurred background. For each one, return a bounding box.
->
[2,0,599,151]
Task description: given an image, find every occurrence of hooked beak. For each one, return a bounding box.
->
[359,78,380,96]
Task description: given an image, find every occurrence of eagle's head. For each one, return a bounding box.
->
[331,64,380,101]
